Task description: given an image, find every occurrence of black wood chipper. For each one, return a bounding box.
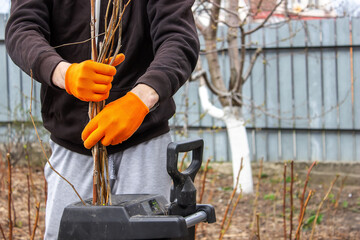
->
[58,138,216,239]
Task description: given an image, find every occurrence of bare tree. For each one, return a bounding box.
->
[192,0,284,193]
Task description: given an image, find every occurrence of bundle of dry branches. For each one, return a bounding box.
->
[89,0,131,205]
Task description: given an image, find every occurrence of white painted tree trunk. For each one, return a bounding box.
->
[199,85,253,193]
[223,107,253,194]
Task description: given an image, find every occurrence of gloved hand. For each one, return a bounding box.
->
[81,92,149,149]
[65,54,125,102]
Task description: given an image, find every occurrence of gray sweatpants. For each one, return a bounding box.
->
[44,133,172,240]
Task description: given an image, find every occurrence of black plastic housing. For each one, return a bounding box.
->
[58,139,215,240]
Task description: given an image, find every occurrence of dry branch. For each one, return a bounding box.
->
[256,213,261,240]
[283,163,287,240]
[27,175,31,236]
[30,202,40,240]
[29,70,85,205]
[198,158,211,204]
[179,152,188,172]
[299,161,317,222]
[219,158,243,240]
[334,176,347,209]
[223,188,243,236]
[295,190,314,240]
[251,158,263,231]
[7,153,13,240]
[0,223,5,240]
[89,0,132,205]
[290,161,294,240]
[309,175,339,240]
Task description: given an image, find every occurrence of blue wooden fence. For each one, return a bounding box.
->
[1,13,359,162]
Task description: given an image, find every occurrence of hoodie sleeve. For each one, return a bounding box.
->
[5,0,63,87]
[136,0,200,102]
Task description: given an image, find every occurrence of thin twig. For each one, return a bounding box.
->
[309,175,339,240]
[219,158,243,240]
[334,176,347,209]
[244,0,284,35]
[29,70,85,205]
[223,188,243,235]
[10,196,16,231]
[90,0,98,62]
[30,202,40,240]
[256,213,261,240]
[27,175,32,237]
[199,158,211,204]
[290,161,294,240]
[179,152,188,172]
[7,153,13,240]
[195,158,211,239]
[299,161,317,222]
[295,190,314,240]
[0,154,4,193]
[90,0,100,206]
[251,158,263,231]
[0,223,6,240]
[283,163,287,240]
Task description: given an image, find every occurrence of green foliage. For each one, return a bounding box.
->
[286,176,292,183]
[222,186,233,191]
[342,200,348,208]
[15,221,23,228]
[328,193,336,204]
[264,193,276,201]
[303,213,323,229]
[260,173,269,179]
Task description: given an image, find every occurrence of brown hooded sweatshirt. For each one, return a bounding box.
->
[5,0,200,155]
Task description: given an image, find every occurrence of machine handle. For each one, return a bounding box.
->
[185,211,207,228]
[167,139,204,185]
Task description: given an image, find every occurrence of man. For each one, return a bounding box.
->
[5,0,199,239]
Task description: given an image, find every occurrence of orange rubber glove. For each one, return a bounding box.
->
[81,92,149,149]
[65,54,125,102]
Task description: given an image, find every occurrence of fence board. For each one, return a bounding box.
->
[321,19,336,47]
[293,50,308,128]
[0,44,8,121]
[308,51,323,129]
[242,52,254,127]
[264,50,279,128]
[336,17,351,45]
[296,132,309,161]
[325,132,339,161]
[0,15,6,40]
[353,18,360,45]
[252,53,266,127]
[354,48,360,129]
[264,22,278,48]
[337,50,352,129]
[281,131,294,160]
[267,130,279,162]
[340,132,355,161]
[323,49,338,129]
[291,20,306,47]
[310,131,323,161]
[279,52,293,128]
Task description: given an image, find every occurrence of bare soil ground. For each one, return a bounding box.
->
[0,162,359,240]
